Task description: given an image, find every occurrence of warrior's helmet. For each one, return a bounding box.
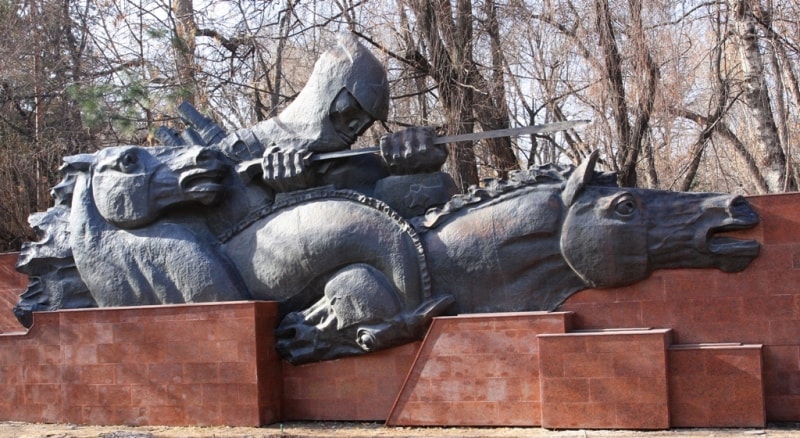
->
[250,33,390,154]
[316,33,390,122]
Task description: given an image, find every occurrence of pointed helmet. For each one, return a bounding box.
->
[312,33,390,121]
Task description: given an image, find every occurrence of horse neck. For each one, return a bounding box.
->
[425,185,590,312]
[494,186,595,309]
[69,173,110,248]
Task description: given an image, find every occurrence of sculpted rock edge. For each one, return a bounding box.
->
[14,36,761,365]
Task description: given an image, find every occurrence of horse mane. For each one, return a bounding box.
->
[413,162,617,230]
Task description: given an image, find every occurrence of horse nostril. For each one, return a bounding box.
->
[729,195,749,213]
[195,149,214,166]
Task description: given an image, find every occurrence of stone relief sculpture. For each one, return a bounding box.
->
[14,34,762,364]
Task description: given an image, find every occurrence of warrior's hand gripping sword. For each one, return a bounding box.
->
[237,119,589,178]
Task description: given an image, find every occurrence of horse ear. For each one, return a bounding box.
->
[562,150,599,206]
[61,153,96,172]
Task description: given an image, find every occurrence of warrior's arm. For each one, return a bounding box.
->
[236,126,448,192]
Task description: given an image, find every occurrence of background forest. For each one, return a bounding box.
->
[1,0,799,251]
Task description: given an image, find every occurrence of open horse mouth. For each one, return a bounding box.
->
[708,228,760,256]
[179,167,226,205]
[705,196,760,270]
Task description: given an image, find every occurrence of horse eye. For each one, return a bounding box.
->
[615,198,636,216]
[118,151,139,172]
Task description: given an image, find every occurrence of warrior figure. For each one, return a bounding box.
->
[164,33,457,214]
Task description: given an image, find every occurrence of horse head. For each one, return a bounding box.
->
[560,151,760,288]
[67,145,229,229]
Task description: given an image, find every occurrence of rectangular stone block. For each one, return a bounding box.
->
[538,329,671,430]
[282,341,420,421]
[0,301,281,427]
[669,343,766,427]
[387,312,573,426]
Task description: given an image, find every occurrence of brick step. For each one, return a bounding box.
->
[668,342,765,427]
[387,311,574,426]
[538,327,766,429]
[538,328,673,429]
[0,299,768,429]
[388,316,768,429]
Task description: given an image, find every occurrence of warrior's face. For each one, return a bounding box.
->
[328,89,375,147]
[260,34,389,153]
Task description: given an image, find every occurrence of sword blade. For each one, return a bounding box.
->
[309,119,589,162]
[434,119,589,145]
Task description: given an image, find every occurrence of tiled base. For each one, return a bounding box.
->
[538,329,672,430]
[0,302,281,426]
[669,344,765,427]
[0,302,776,429]
[387,312,573,426]
[763,345,800,421]
[282,342,420,421]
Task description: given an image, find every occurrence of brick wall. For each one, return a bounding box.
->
[538,329,672,429]
[0,302,281,426]
[282,342,420,421]
[387,312,572,426]
[668,344,765,427]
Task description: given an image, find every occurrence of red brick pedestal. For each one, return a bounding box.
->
[2,191,800,428]
[282,342,420,421]
[538,329,672,430]
[668,343,765,427]
[0,302,281,426]
[387,312,573,426]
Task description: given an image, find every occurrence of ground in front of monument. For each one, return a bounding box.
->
[1,421,799,438]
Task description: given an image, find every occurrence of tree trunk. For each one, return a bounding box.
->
[758,4,800,190]
[269,0,296,118]
[172,0,197,106]
[405,0,479,191]
[728,0,790,192]
[626,0,658,189]
[593,0,658,188]
[595,0,634,186]
[478,0,517,179]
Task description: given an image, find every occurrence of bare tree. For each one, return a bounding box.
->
[590,0,659,187]
[5,0,800,252]
[0,0,94,250]
[397,0,480,191]
[728,0,792,191]
[172,0,198,105]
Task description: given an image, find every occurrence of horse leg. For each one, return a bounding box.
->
[275,263,454,364]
